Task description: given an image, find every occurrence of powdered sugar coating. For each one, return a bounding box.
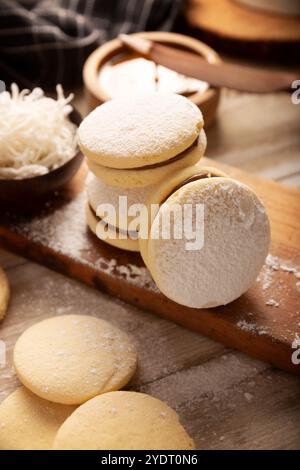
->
[147,178,270,308]
[78,93,203,169]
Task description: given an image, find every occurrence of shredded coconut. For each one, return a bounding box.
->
[0,83,77,179]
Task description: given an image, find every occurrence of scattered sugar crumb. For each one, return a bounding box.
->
[237,319,268,336]
[244,392,253,402]
[292,333,300,349]
[265,299,279,308]
[55,351,66,357]
[280,265,297,274]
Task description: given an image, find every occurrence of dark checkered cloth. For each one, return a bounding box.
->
[0,0,183,90]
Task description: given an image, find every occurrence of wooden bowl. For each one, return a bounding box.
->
[83,32,221,128]
[0,109,83,211]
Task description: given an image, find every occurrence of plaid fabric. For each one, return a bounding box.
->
[0,0,183,90]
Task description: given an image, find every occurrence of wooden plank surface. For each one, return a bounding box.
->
[0,157,299,375]
[0,87,299,449]
[1,250,300,450]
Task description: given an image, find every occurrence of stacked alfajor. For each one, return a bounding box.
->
[78,92,270,310]
[78,93,206,252]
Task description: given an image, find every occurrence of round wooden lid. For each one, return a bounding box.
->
[83,32,221,128]
[185,0,300,61]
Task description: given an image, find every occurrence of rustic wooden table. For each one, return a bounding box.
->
[0,88,299,450]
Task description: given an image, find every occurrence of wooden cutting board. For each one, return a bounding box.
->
[184,0,300,62]
[0,157,299,375]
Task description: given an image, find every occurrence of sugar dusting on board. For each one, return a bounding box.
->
[236,319,269,336]
[4,185,300,348]
[258,254,300,290]
[234,252,300,341]
[142,352,268,411]
[11,191,156,291]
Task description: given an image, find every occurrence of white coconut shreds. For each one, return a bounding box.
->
[0,84,78,179]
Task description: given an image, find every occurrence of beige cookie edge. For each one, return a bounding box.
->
[0,267,10,321]
[53,391,196,450]
[0,386,76,450]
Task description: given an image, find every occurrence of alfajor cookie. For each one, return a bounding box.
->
[0,267,9,321]
[0,387,76,450]
[139,165,270,308]
[78,92,204,170]
[86,172,156,231]
[13,315,137,405]
[86,202,139,252]
[87,128,207,188]
[53,391,195,450]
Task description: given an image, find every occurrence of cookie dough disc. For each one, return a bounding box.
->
[86,203,139,252]
[0,387,76,450]
[87,128,207,188]
[13,315,137,405]
[53,391,195,450]
[141,170,270,308]
[0,267,10,321]
[78,92,203,169]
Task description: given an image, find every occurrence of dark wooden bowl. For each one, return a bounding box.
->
[0,109,83,212]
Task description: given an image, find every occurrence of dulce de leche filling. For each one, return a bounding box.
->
[104,135,200,171]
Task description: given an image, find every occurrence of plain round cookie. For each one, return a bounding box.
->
[86,203,139,252]
[13,315,137,405]
[140,168,270,308]
[0,267,9,321]
[87,128,206,188]
[78,92,203,169]
[53,391,195,450]
[0,387,76,450]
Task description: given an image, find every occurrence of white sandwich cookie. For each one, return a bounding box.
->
[87,129,207,188]
[86,203,139,252]
[86,172,157,232]
[139,165,270,308]
[78,92,206,188]
[78,92,204,168]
